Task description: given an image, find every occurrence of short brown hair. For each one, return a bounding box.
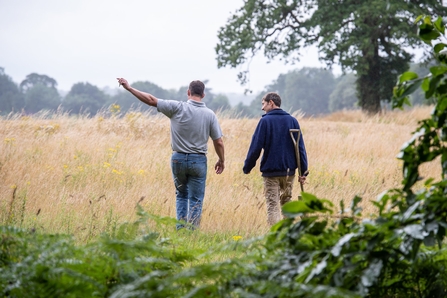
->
[189,80,205,97]
[263,92,281,107]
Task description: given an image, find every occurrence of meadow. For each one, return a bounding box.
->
[0,105,438,244]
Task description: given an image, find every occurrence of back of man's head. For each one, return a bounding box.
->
[264,92,282,107]
[189,80,205,97]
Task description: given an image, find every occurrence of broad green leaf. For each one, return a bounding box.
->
[434,43,447,54]
[350,195,362,212]
[393,85,404,98]
[429,65,447,76]
[439,96,447,113]
[419,23,440,43]
[399,72,418,83]
[421,77,430,92]
[282,200,314,214]
[302,192,334,210]
[426,75,442,98]
[270,220,284,232]
[434,16,445,34]
[400,81,422,98]
[414,15,423,24]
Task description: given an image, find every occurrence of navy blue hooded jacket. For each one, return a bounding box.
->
[243,109,308,177]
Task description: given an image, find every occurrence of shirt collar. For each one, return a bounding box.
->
[187,99,206,107]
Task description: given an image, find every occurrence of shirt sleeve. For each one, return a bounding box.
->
[156,99,180,118]
[210,115,223,140]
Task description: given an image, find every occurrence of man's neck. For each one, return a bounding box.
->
[188,96,202,102]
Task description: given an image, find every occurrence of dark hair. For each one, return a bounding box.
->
[263,92,281,107]
[189,80,205,97]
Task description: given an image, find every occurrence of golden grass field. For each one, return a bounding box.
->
[0,106,439,242]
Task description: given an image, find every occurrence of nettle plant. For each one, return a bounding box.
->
[214,15,447,298]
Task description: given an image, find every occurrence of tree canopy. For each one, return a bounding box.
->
[329,73,358,112]
[262,67,336,115]
[19,73,58,92]
[23,83,61,113]
[216,0,447,114]
[0,67,24,114]
[63,82,109,115]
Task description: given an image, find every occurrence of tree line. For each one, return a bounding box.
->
[0,68,232,117]
[235,63,432,118]
[0,63,433,118]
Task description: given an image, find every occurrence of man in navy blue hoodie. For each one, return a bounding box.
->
[243,92,308,226]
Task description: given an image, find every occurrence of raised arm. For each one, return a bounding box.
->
[117,78,158,107]
[213,137,225,174]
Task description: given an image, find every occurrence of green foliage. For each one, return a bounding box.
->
[408,62,435,106]
[0,207,191,297]
[23,83,61,114]
[329,73,358,112]
[20,73,58,92]
[225,101,258,118]
[63,82,109,115]
[241,67,352,116]
[262,67,336,115]
[205,93,231,112]
[393,15,447,190]
[0,67,24,114]
[216,0,447,114]
[0,206,263,297]
[17,73,61,114]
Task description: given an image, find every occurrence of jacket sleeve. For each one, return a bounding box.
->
[243,120,265,174]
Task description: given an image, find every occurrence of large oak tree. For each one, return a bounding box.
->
[216,0,446,114]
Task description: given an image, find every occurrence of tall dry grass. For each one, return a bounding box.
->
[0,106,438,242]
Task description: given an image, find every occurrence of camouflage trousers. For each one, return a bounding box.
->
[263,175,295,226]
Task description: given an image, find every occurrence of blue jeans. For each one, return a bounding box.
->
[171,152,207,229]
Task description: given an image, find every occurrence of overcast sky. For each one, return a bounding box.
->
[1,0,326,95]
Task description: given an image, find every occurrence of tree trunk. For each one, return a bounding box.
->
[357,18,382,115]
[357,70,381,115]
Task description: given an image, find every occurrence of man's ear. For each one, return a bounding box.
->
[201,92,205,99]
[187,89,191,96]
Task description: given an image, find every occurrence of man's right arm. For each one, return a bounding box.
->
[243,121,264,174]
[117,78,158,107]
[213,137,225,174]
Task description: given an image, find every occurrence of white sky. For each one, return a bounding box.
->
[0,0,326,94]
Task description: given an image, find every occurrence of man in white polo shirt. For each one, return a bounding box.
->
[117,78,225,230]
